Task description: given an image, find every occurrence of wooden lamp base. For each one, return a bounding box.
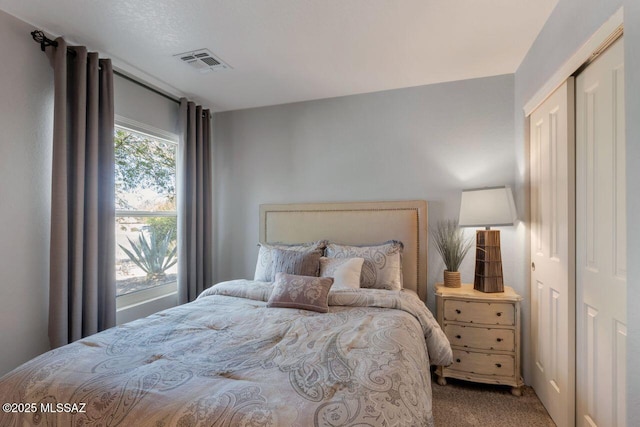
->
[474,229,504,292]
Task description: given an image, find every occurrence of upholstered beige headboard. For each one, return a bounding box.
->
[259,200,428,301]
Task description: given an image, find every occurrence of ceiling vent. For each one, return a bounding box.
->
[174,49,230,73]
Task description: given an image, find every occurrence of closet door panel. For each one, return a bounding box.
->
[529,79,575,427]
[576,37,626,427]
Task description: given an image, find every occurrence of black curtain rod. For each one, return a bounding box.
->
[30,30,181,105]
[113,71,180,105]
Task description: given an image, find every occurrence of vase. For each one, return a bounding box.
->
[444,270,461,288]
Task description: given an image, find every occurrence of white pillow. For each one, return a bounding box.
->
[319,257,364,290]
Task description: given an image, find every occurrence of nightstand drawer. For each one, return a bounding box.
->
[449,349,515,376]
[445,324,515,351]
[444,300,514,325]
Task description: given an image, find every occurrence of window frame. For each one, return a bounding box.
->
[114,115,179,309]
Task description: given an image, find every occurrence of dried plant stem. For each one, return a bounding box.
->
[431,219,474,272]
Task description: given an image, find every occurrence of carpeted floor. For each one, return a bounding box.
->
[431,376,556,426]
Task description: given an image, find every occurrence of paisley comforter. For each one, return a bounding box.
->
[0,280,452,427]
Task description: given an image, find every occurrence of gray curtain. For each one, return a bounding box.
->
[47,38,116,348]
[178,99,213,303]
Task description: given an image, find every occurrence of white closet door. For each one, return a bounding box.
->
[576,37,626,427]
[529,79,575,427]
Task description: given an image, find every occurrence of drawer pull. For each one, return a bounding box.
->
[456,358,461,363]
[455,309,461,314]
[455,335,462,339]
[496,338,503,342]
[495,363,502,368]
[496,312,502,317]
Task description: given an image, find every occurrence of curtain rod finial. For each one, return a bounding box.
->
[31,29,57,51]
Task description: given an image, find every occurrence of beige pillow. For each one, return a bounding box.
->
[267,273,334,313]
[325,240,403,290]
[319,257,364,290]
[254,240,327,282]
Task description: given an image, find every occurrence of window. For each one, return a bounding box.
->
[114,125,178,298]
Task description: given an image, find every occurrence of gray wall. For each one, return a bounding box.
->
[514,0,640,421]
[0,9,53,375]
[213,74,517,315]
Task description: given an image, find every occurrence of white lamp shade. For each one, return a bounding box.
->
[459,186,517,227]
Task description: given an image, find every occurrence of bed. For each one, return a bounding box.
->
[0,200,452,426]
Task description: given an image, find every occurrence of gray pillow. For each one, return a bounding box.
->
[271,247,322,278]
[254,240,327,282]
[325,240,404,290]
[267,273,334,313]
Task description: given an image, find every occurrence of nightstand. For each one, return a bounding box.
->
[435,283,524,396]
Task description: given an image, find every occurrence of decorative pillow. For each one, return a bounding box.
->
[267,273,334,313]
[254,240,327,282]
[325,240,404,290]
[271,247,322,278]
[319,257,364,290]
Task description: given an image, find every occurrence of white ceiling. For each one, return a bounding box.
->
[1,0,558,112]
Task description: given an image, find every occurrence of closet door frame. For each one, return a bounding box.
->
[523,7,624,425]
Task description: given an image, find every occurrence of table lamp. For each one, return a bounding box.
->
[458,186,517,292]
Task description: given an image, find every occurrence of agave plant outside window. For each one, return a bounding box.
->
[119,229,177,280]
